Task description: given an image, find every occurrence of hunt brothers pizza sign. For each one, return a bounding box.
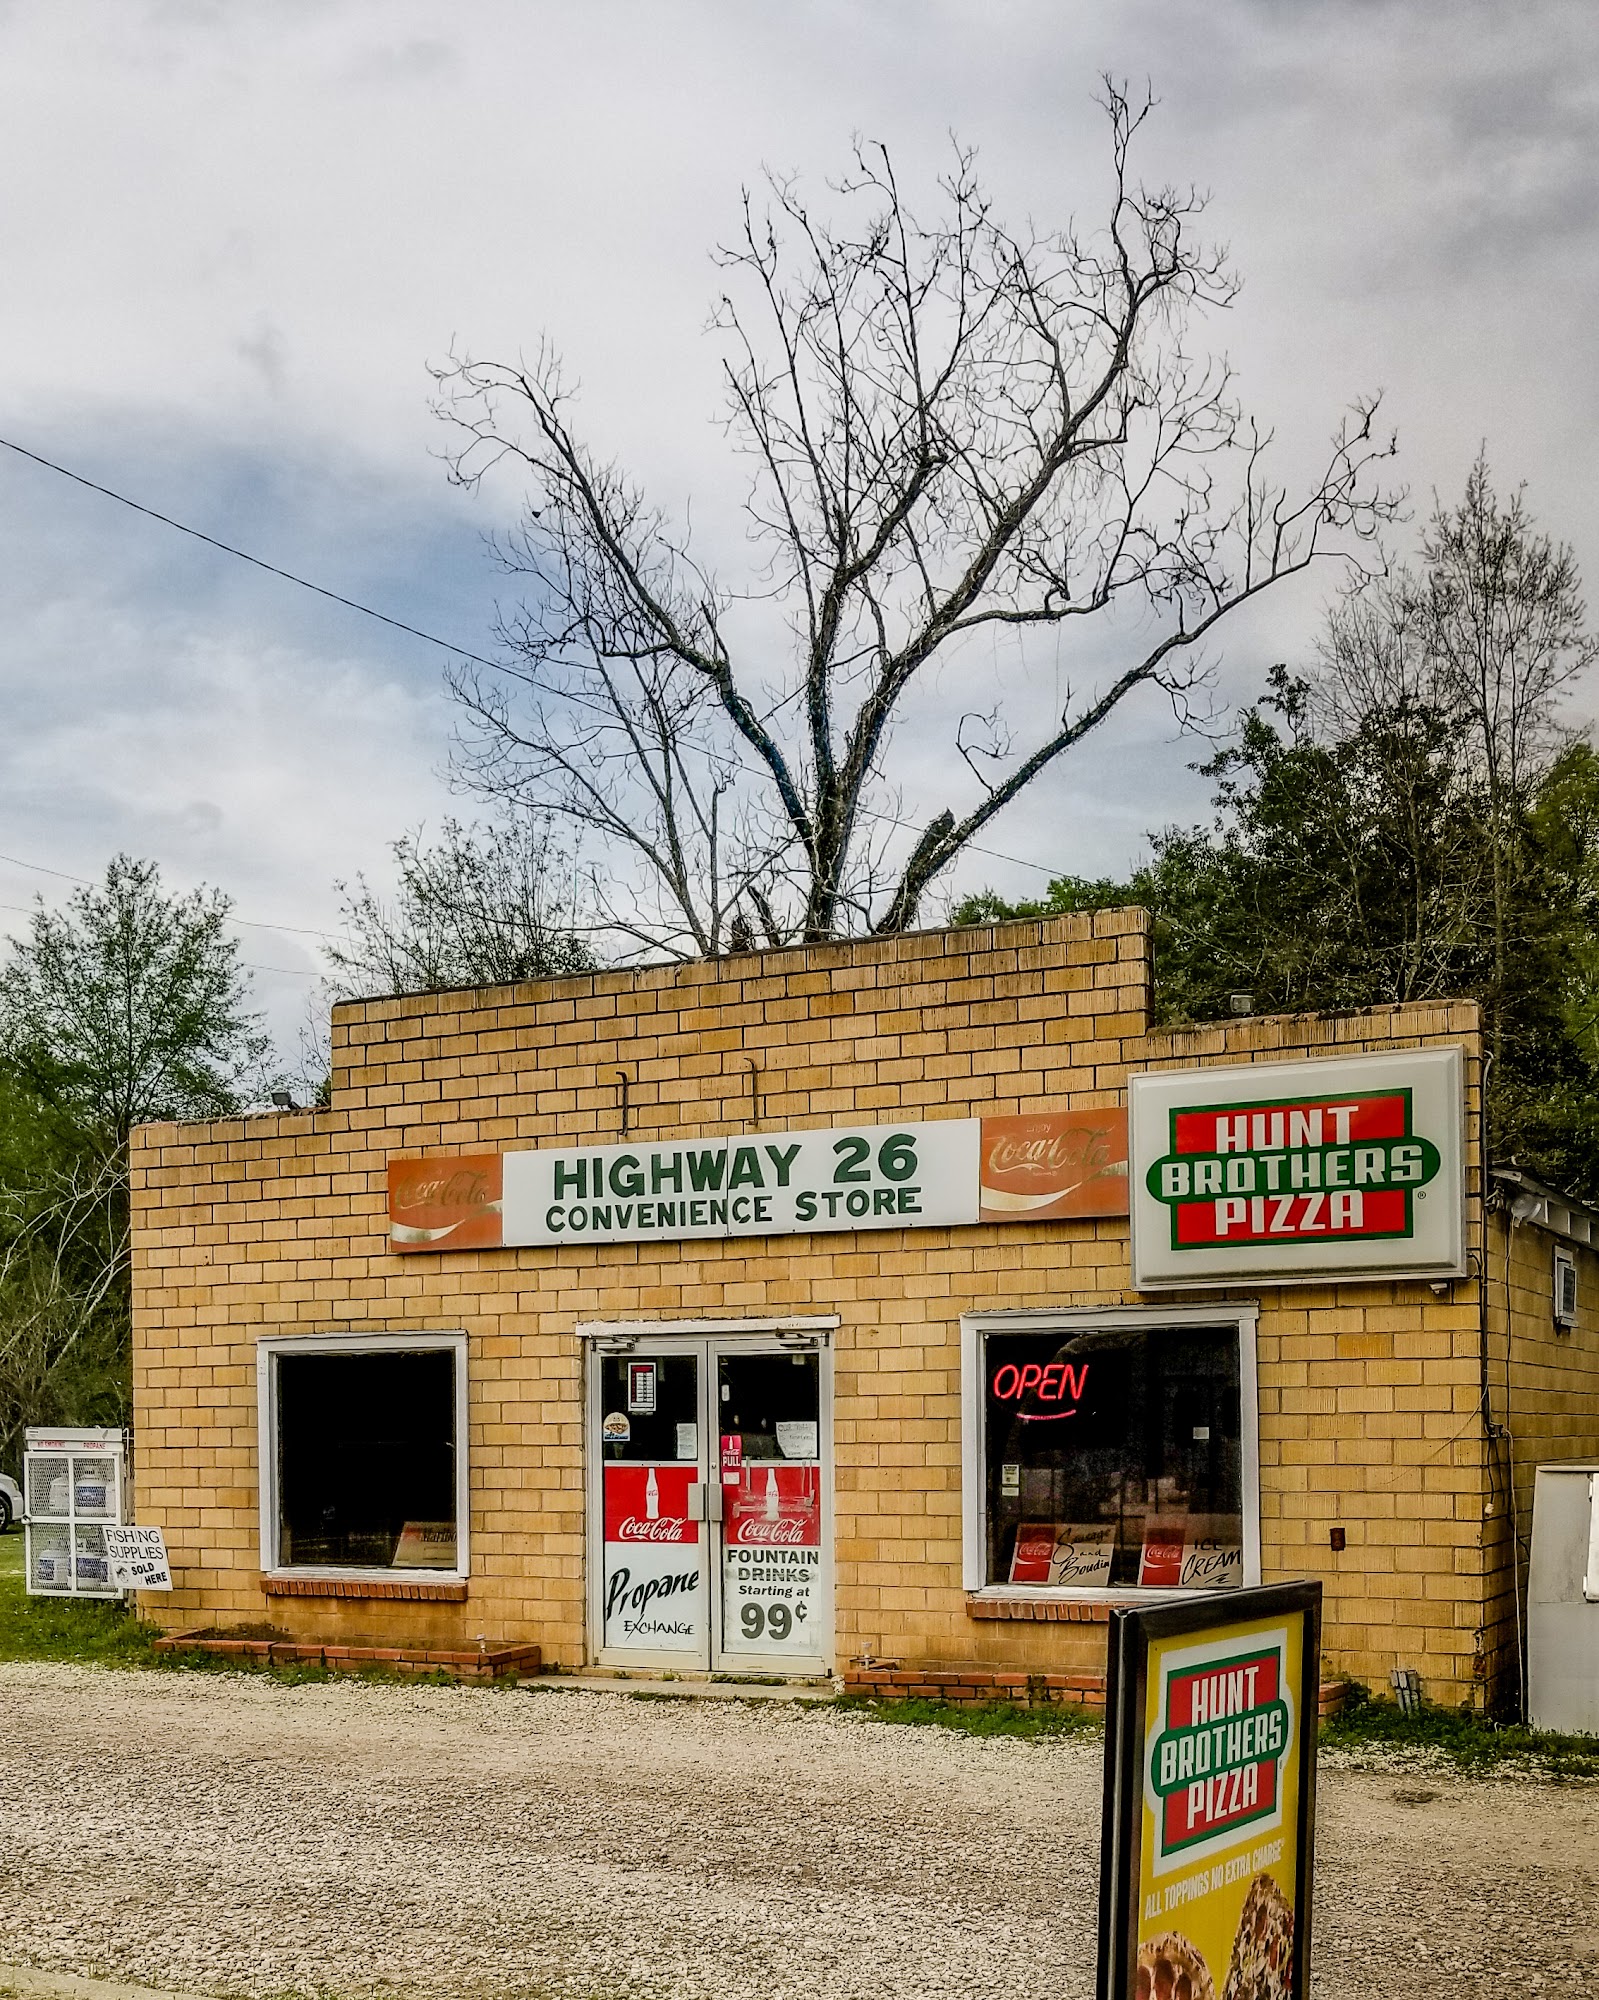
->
[1129,1049,1465,1288]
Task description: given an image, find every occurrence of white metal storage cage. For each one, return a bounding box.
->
[24,1428,125,1599]
[1528,1461,1599,1735]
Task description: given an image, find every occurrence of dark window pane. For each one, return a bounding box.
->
[983,1325,1243,1590]
[600,1354,700,1462]
[277,1349,457,1570]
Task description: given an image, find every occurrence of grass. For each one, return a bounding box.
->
[837,1692,1102,1740]
[1322,1681,1599,1779]
[3,1526,1594,1767]
[0,1530,461,1686]
[0,1525,170,1665]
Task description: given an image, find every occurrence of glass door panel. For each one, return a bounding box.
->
[597,1352,708,1659]
[714,1350,824,1668]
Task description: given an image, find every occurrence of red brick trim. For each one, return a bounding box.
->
[260,1574,467,1603]
[966,1594,1112,1623]
[845,1665,1108,1709]
[844,1663,1350,1722]
[154,1629,539,1681]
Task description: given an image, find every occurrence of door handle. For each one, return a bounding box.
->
[707,1481,725,1524]
[687,1481,706,1523]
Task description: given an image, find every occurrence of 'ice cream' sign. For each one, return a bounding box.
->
[1130,1049,1464,1287]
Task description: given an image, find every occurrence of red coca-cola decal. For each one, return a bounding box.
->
[978,1111,1129,1221]
[725,1465,820,1548]
[603,1464,699,1545]
[1139,1518,1186,1588]
[388,1154,504,1251]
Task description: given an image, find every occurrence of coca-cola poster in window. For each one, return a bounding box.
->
[601,1464,705,1653]
[721,1465,822,1658]
[725,1464,820,1549]
[978,1110,1129,1222]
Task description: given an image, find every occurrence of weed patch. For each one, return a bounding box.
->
[838,1693,1100,1740]
[1323,1682,1599,1779]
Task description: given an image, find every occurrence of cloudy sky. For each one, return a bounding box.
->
[1,0,1595,1051]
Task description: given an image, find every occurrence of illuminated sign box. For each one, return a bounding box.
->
[1129,1048,1465,1289]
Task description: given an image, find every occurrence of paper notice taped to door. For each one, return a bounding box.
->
[775,1421,818,1460]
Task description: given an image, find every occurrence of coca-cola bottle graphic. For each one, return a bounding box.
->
[763,1467,779,1520]
[645,1467,660,1521]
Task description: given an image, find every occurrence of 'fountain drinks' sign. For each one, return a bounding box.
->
[601,1465,706,1654]
[1129,1049,1464,1287]
[721,1465,821,1658]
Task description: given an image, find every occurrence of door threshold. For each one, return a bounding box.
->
[530,1670,836,1702]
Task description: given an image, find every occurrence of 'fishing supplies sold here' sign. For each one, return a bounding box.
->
[1097,1582,1321,2000]
[1129,1048,1465,1288]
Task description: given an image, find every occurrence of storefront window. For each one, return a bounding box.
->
[980,1321,1246,1591]
[270,1343,462,1572]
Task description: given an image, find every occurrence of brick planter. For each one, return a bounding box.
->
[843,1665,1109,1708]
[153,1630,541,1682]
[846,1664,1353,1721]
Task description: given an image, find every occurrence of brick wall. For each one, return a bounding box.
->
[130,913,1508,1703]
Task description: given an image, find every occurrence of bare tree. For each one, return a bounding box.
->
[1415,452,1599,1036]
[326,814,595,998]
[434,84,1400,955]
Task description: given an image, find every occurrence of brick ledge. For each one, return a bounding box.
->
[261,1573,467,1603]
[845,1663,1350,1720]
[155,1630,537,1681]
[967,1593,1111,1624]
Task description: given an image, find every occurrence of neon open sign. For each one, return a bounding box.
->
[989,1360,1090,1421]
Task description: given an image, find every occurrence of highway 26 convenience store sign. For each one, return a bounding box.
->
[387,1108,1132,1251]
[1129,1048,1465,1288]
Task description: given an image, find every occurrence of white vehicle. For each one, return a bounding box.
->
[0,1472,19,1533]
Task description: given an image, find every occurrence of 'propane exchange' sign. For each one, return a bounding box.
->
[1129,1048,1464,1287]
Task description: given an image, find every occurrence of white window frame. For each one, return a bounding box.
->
[256,1331,470,1584]
[1554,1247,1578,1328]
[960,1304,1261,1602]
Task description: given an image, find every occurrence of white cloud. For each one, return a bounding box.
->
[0,0,1594,1053]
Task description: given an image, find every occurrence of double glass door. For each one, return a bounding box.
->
[588,1335,830,1675]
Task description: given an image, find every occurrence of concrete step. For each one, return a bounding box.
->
[527,1671,837,1702]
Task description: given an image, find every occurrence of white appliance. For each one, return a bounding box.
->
[1527,1461,1599,1735]
[23,1427,126,1600]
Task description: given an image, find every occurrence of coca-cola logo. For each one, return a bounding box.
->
[616,1516,689,1542]
[395,1168,495,1213]
[731,1518,808,1545]
[986,1126,1109,1183]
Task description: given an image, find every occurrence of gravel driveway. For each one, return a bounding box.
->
[0,1664,1591,2000]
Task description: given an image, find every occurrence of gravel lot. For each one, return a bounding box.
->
[0,1664,1592,2000]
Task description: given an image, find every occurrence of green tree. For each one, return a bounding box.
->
[0,856,272,1459]
[0,854,272,1143]
[957,466,1599,1196]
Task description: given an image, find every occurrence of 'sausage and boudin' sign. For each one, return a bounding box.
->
[1129,1049,1464,1287]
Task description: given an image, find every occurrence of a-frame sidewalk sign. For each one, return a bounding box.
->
[1097,1580,1322,2000]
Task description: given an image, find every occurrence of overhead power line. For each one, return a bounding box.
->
[0,898,314,977]
[0,850,345,944]
[0,433,1065,884]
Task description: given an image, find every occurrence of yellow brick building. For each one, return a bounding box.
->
[127,913,1599,1707]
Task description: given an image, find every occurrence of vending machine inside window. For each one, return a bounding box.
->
[24,1428,125,1598]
